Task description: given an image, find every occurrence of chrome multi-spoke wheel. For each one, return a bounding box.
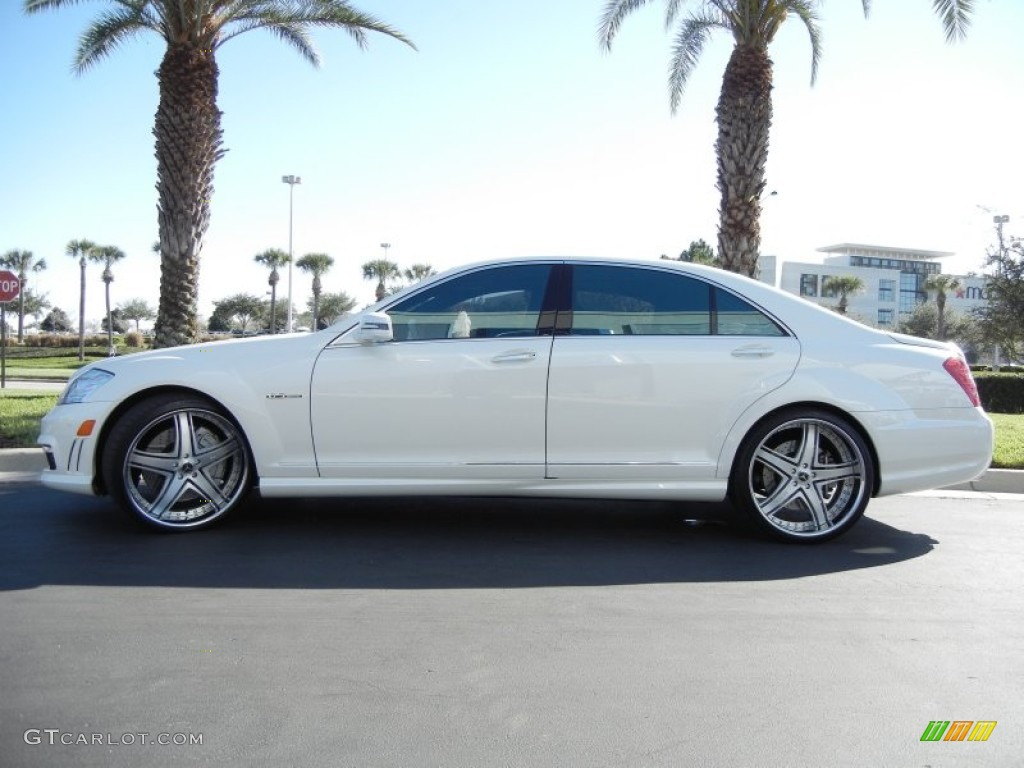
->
[103,395,251,531]
[731,411,873,543]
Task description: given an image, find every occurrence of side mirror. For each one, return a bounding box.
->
[354,312,394,344]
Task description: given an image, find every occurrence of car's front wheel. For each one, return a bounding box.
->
[102,394,252,531]
[730,410,874,543]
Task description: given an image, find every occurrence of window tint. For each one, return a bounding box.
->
[714,288,785,336]
[387,264,551,341]
[567,265,784,337]
[570,266,710,335]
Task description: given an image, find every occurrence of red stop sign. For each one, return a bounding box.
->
[0,270,20,302]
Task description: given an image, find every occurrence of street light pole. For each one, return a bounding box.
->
[993,214,1009,260]
[992,215,1010,371]
[380,242,391,260]
[282,175,302,331]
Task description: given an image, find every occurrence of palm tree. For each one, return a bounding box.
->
[363,259,401,302]
[599,0,974,278]
[65,239,98,360]
[0,249,47,343]
[822,275,864,316]
[90,245,126,355]
[296,253,334,330]
[925,273,962,341]
[26,1,415,349]
[254,248,291,334]
[403,264,436,284]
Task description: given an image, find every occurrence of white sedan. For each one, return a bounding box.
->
[38,257,993,543]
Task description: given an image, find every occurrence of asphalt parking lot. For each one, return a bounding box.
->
[1,484,1021,768]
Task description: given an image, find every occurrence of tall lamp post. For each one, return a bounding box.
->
[282,175,302,331]
[992,215,1010,371]
[994,214,1009,257]
[380,242,391,260]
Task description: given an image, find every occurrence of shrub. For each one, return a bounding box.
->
[974,373,1024,414]
[123,331,144,348]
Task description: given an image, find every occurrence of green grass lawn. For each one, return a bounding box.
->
[1,355,107,380]
[1,391,1022,468]
[0,391,59,448]
[989,413,1024,469]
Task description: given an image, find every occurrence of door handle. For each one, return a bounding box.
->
[731,345,774,359]
[492,350,537,364]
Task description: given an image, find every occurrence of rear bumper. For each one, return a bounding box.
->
[859,407,994,496]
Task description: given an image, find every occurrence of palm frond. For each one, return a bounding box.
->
[221,17,319,63]
[598,0,657,51]
[74,4,158,72]
[23,0,91,13]
[664,0,686,31]
[219,1,415,60]
[783,0,823,86]
[668,14,720,114]
[932,0,973,42]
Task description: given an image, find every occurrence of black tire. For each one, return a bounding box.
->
[102,393,252,532]
[729,409,874,543]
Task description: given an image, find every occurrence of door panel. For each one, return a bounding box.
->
[546,335,799,479]
[311,338,553,478]
[545,264,800,480]
[310,263,556,479]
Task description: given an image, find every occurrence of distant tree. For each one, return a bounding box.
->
[925,274,962,341]
[100,308,130,334]
[297,253,335,330]
[212,293,266,334]
[0,249,47,342]
[118,298,156,331]
[362,259,400,302]
[662,239,719,266]
[206,305,233,333]
[403,263,436,283]
[40,307,73,333]
[90,245,126,355]
[974,234,1024,359]
[19,288,51,327]
[311,291,358,328]
[65,239,98,360]
[254,248,291,334]
[898,302,938,339]
[822,275,864,316]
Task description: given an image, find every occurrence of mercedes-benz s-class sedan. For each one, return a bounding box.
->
[38,257,993,543]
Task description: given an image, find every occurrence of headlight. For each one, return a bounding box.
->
[58,368,115,404]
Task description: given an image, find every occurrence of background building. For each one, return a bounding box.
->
[762,243,986,328]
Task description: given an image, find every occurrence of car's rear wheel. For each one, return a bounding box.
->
[102,394,252,531]
[730,410,873,543]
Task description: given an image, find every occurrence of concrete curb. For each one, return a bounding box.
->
[1,447,1021,494]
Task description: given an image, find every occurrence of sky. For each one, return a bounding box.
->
[1,0,1022,328]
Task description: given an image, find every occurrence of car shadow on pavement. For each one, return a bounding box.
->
[0,487,937,591]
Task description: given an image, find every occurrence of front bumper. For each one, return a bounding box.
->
[37,401,116,497]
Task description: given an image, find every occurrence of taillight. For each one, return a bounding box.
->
[943,357,981,407]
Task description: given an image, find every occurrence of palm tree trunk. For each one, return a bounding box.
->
[715,44,773,278]
[313,275,322,330]
[78,258,86,361]
[936,294,947,340]
[104,278,114,356]
[16,273,26,343]
[152,44,224,349]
